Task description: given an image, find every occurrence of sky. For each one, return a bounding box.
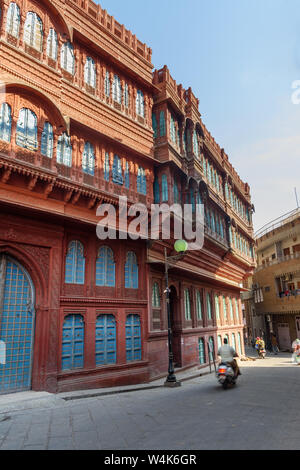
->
[95,0,300,232]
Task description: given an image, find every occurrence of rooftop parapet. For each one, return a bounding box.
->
[69,0,152,63]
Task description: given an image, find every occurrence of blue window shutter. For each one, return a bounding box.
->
[65,241,85,284]
[125,252,138,289]
[61,315,84,370]
[153,177,160,203]
[159,111,166,136]
[0,103,12,142]
[137,167,146,195]
[173,179,179,204]
[152,113,157,138]
[96,246,115,287]
[161,174,168,202]
[16,108,38,151]
[82,142,95,175]
[84,57,96,88]
[57,132,72,166]
[126,314,142,362]
[6,2,20,37]
[198,338,205,364]
[96,315,117,365]
[112,155,123,185]
[125,161,130,189]
[104,152,110,181]
[41,122,53,158]
[47,28,58,60]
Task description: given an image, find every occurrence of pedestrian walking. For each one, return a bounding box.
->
[271,333,279,355]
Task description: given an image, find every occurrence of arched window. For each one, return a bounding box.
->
[232,333,236,352]
[198,338,205,365]
[193,130,199,158]
[112,155,123,185]
[16,108,38,151]
[136,90,144,117]
[217,335,222,349]
[196,290,202,320]
[209,336,214,361]
[96,246,115,287]
[159,111,166,137]
[0,103,12,142]
[104,152,110,181]
[96,315,117,365]
[126,314,142,362]
[215,295,220,321]
[184,288,191,320]
[104,71,110,97]
[170,115,176,143]
[124,83,129,108]
[65,240,85,285]
[57,132,72,166]
[24,12,43,51]
[84,57,96,88]
[112,75,122,103]
[41,122,53,158]
[161,174,168,202]
[61,42,75,75]
[6,2,20,37]
[235,298,240,322]
[137,167,146,195]
[229,298,234,322]
[190,188,195,213]
[152,282,160,308]
[237,332,242,355]
[82,141,95,176]
[153,177,160,204]
[125,252,138,289]
[61,315,84,370]
[223,296,227,320]
[125,161,130,189]
[173,179,179,204]
[152,113,158,138]
[46,28,58,60]
[207,293,212,320]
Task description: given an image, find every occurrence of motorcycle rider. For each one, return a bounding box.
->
[217,338,241,377]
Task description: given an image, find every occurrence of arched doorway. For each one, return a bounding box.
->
[169,285,181,367]
[0,255,35,394]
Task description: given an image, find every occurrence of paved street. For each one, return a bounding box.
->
[0,350,299,450]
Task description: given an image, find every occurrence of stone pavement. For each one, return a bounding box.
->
[0,348,297,450]
[0,363,213,414]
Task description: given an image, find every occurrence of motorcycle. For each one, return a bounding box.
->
[258,348,266,359]
[217,362,238,389]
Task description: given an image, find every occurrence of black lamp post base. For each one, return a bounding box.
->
[164,379,182,388]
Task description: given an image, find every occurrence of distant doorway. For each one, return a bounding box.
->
[278,323,291,351]
[169,285,181,367]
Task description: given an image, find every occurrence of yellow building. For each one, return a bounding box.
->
[252,208,300,351]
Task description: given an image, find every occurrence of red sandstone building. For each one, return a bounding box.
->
[0,0,255,394]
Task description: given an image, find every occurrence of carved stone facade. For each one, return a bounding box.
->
[0,0,255,393]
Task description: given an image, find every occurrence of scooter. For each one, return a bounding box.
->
[217,362,238,390]
[258,348,266,359]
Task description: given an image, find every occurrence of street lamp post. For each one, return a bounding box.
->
[164,241,188,388]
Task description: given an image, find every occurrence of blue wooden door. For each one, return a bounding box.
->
[61,315,84,370]
[0,256,35,394]
[126,314,142,362]
[96,315,117,365]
